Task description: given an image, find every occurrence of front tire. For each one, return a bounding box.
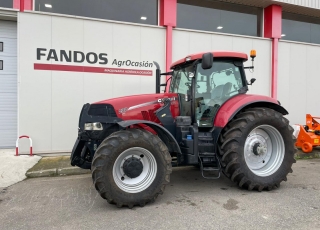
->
[218,108,296,191]
[91,129,172,208]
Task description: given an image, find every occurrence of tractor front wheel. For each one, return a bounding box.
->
[91,129,172,208]
[218,108,296,191]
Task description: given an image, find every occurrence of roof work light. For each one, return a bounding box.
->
[244,50,256,73]
[250,50,256,60]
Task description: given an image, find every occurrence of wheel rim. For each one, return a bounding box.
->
[112,147,157,193]
[244,125,285,177]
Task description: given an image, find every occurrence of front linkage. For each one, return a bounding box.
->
[71,103,122,169]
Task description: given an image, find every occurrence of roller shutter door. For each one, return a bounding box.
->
[0,20,17,148]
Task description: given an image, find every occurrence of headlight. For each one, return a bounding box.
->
[84,122,103,131]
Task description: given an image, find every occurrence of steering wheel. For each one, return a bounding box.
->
[185,82,200,88]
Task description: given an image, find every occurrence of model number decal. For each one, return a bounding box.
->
[157,97,176,103]
[118,97,176,114]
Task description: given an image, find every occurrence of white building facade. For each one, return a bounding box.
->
[0,0,320,152]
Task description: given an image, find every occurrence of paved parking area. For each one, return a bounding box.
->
[0,159,320,230]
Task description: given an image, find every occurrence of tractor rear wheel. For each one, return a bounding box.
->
[91,129,172,208]
[218,108,296,191]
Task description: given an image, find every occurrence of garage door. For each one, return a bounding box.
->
[0,20,17,148]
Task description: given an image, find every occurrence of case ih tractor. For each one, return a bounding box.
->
[71,51,296,208]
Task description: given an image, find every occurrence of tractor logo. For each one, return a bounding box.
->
[118,97,176,114]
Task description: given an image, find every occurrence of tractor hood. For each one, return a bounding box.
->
[94,93,180,121]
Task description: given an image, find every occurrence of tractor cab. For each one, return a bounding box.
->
[168,52,250,128]
[151,51,259,178]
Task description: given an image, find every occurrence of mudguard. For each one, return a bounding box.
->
[118,120,181,154]
[214,94,288,128]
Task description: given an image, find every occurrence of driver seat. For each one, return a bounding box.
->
[211,85,224,99]
[222,82,232,97]
[211,82,232,100]
[199,82,233,125]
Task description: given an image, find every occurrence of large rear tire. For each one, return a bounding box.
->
[218,108,296,191]
[91,129,172,208]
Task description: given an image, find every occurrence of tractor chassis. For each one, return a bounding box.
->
[71,102,222,179]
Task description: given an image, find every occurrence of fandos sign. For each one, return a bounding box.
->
[34,48,153,76]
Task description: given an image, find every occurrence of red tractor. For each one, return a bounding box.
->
[71,51,296,208]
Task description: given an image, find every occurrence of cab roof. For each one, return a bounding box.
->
[170,51,248,69]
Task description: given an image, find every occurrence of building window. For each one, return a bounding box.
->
[34,0,158,25]
[0,42,3,52]
[282,12,320,44]
[177,0,261,36]
[0,60,3,70]
[0,0,13,8]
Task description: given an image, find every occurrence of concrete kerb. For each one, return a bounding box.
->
[26,169,57,178]
[26,167,90,178]
[57,167,90,176]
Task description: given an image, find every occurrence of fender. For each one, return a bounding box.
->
[214,94,288,128]
[117,120,181,154]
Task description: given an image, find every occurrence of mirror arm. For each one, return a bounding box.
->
[162,76,172,93]
[160,71,173,76]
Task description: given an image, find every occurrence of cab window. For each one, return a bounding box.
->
[170,65,194,94]
[195,61,244,127]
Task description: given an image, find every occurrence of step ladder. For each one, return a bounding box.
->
[198,152,221,179]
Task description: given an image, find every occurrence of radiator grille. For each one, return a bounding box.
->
[88,104,117,117]
[141,111,150,120]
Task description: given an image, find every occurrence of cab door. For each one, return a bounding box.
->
[169,65,194,117]
[195,60,245,127]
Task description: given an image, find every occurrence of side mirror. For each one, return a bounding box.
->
[248,78,256,85]
[201,53,213,70]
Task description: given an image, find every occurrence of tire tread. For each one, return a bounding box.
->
[218,107,297,191]
[91,129,172,208]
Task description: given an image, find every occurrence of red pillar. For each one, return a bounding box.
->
[13,0,33,11]
[159,0,177,74]
[166,26,173,73]
[264,5,282,99]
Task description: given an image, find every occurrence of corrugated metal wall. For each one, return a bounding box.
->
[275,0,320,9]
[0,20,17,148]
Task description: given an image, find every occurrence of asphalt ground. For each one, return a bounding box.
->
[0,159,320,230]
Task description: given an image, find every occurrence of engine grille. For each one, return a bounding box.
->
[88,104,117,117]
[140,110,160,123]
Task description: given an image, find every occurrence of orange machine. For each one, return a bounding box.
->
[295,114,320,153]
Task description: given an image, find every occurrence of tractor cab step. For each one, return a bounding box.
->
[198,132,215,154]
[199,152,215,156]
[198,152,221,179]
[202,167,219,171]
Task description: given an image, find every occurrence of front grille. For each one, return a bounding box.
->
[88,104,117,117]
